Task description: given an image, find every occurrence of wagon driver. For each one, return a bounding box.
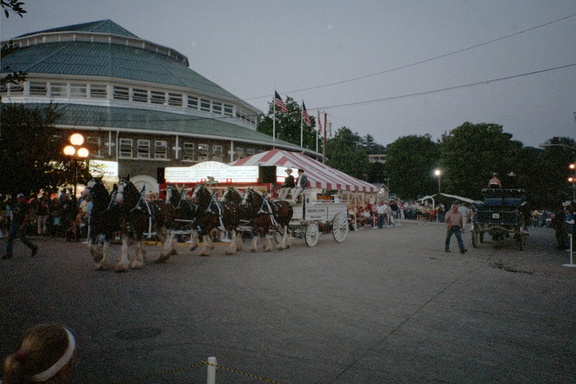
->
[290,169,308,202]
[488,173,502,188]
[277,168,295,200]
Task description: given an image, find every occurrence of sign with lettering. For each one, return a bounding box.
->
[90,160,118,177]
[165,161,259,183]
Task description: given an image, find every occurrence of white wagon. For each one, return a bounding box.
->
[277,190,350,247]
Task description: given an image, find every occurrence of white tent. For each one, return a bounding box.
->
[230,149,376,193]
[419,193,482,207]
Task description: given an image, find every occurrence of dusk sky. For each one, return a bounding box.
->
[2,0,575,148]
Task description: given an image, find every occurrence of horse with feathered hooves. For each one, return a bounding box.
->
[241,188,293,252]
[145,184,184,263]
[220,187,251,252]
[80,177,118,270]
[191,184,242,256]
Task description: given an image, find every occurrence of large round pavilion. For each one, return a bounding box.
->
[1,19,308,194]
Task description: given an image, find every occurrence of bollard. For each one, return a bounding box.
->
[207,356,217,384]
[563,234,576,268]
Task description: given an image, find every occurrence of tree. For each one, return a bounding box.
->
[440,122,524,199]
[367,161,386,184]
[1,0,26,18]
[1,1,27,97]
[257,96,318,150]
[532,136,576,208]
[326,127,370,180]
[0,104,88,195]
[384,135,440,199]
[362,134,386,154]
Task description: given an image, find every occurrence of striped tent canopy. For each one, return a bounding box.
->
[230,149,376,193]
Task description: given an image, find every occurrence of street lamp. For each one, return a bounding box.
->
[434,169,442,194]
[569,163,576,202]
[63,133,89,198]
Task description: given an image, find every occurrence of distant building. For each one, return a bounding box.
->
[368,154,386,164]
[1,19,310,194]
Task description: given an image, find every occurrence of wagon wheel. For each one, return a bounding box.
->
[471,228,479,248]
[517,227,526,251]
[305,222,320,247]
[518,234,525,251]
[332,212,349,243]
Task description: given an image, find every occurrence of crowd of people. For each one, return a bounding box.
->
[347,200,463,230]
[1,190,92,259]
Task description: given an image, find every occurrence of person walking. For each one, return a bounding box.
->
[445,203,467,254]
[2,193,38,259]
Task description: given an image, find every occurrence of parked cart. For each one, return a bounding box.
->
[470,189,527,250]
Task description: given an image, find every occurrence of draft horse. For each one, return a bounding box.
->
[241,188,293,252]
[81,177,117,269]
[191,184,243,256]
[117,179,195,268]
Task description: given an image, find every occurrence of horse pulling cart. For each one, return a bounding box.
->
[470,188,527,250]
[280,192,350,247]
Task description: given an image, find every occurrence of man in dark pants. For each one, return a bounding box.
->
[3,193,38,259]
[445,203,467,254]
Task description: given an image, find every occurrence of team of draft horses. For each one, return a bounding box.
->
[81,177,294,272]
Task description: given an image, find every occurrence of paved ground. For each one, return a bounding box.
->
[1,221,575,384]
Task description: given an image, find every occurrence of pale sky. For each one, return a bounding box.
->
[2,0,575,148]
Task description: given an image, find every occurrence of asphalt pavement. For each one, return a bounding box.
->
[1,221,575,384]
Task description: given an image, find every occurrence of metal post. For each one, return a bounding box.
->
[73,157,78,199]
[207,356,217,384]
[563,234,576,267]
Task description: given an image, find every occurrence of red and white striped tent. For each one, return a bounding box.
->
[230,149,376,192]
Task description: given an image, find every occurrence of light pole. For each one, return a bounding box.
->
[569,163,576,202]
[63,133,89,198]
[434,169,442,194]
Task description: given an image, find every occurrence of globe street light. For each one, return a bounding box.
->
[434,169,442,194]
[63,133,89,198]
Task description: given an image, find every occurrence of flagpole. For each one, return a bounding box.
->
[272,91,276,143]
[300,102,304,148]
[323,112,327,164]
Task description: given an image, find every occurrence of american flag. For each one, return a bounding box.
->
[274,91,288,113]
[302,101,312,126]
[317,110,323,136]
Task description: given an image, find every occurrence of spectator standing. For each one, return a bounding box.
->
[551,208,566,250]
[2,193,38,259]
[565,207,574,250]
[36,196,50,236]
[445,203,468,254]
[376,202,387,229]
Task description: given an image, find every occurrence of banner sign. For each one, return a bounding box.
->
[90,160,118,177]
[165,161,259,183]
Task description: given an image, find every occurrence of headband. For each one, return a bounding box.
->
[32,328,76,382]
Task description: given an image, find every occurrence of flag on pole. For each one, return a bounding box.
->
[302,101,312,126]
[274,91,288,113]
[317,110,323,137]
